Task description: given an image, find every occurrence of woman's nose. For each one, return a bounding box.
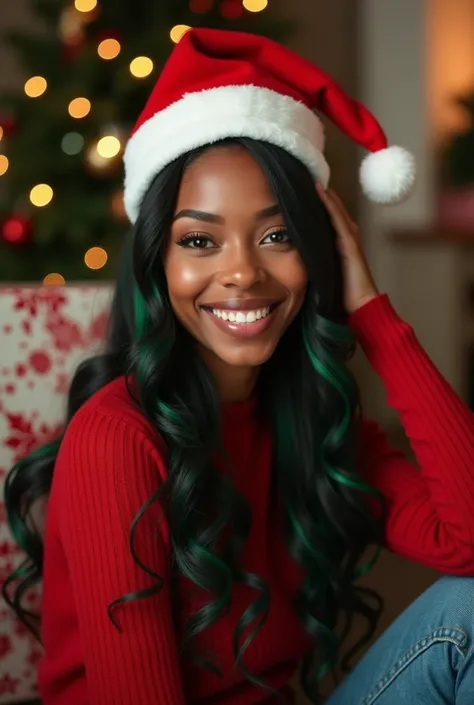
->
[216,247,266,290]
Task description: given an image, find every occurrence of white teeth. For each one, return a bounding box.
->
[210,306,272,324]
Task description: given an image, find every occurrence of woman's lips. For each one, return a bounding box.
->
[200,301,280,339]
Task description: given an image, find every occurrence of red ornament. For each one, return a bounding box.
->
[219,0,244,20]
[0,116,16,139]
[1,215,32,247]
[190,0,213,12]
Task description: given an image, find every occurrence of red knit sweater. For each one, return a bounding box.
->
[38,295,474,705]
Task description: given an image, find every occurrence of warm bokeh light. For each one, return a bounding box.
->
[129,56,154,78]
[170,25,191,44]
[0,126,3,140]
[190,0,213,12]
[30,184,54,207]
[43,273,66,286]
[61,132,84,155]
[96,135,121,159]
[0,155,9,176]
[68,97,91,118]
[242,0,268,11]
[24,76,47,98]
[84,246,108,270]
[98,38,121,60]
[74,0,97,12]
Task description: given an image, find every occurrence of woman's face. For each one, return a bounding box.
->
[163,146,308,382]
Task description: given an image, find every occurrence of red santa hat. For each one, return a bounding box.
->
[123,28,416,224]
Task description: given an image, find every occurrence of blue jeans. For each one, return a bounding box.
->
[326,577,474,704]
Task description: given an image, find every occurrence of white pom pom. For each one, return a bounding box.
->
[360,146,416,205]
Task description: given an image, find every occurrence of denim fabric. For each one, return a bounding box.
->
[325,577,474,704]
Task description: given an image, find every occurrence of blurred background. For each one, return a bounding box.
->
[0,0,474,703]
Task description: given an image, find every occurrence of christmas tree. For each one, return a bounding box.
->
[0,0,290,283]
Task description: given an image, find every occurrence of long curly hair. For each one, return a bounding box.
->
[3,137,384,702]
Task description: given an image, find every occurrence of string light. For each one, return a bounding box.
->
[0,155,9,176]
[242,0,268,11]
[68,97,91,119]
[24,76,47,98]
[43,273,66,286]
[84,246,108,270]
[97,135,121,159]
[98,38,121,60]
[30,184,54,207]
[61,132,84,155]
[129,56,154,78]
[170,25,191,44]
[74,0,97,12]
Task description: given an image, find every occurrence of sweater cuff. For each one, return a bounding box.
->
[348,294,414,361]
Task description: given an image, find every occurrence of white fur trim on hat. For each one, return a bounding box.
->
[123,85,330,223]
[359,146,416,205]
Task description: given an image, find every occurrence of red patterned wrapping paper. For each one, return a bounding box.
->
[0,285,112,703]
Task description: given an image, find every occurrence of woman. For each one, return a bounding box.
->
[3,28,474,705]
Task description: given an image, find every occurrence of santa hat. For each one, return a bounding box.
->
[123,28,416,224]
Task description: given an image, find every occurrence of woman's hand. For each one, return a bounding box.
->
[316,184,379,315]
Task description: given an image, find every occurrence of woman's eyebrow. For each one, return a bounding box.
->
[173,205,281,224]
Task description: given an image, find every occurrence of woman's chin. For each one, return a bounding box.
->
[210,341,278,369]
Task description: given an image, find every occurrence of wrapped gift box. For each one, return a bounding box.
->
[0,285,112,703]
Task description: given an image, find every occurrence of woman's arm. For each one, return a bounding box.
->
[55,409,186,705]
[313,187,474,573]
[351,295,474,574]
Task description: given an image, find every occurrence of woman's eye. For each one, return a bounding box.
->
[262,229,291,245]
[177,234,215,250]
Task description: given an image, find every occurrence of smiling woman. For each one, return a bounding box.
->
[164,145,308,397]
[3,26,474,705]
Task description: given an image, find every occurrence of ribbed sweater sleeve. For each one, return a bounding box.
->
[350,294,474,573]
[55,410,186,705]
